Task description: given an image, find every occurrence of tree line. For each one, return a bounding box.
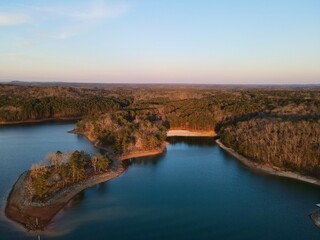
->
[0,96,122,122]
[220,118,320,177]
[76,109,167,154]
[29,150,111,201]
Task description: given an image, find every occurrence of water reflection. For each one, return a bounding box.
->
[96,182,108,195]
[56,191,87,216]
[70,191,86,207]
[124,153,166,167]
[0,120,78,129]
[167,136,216,146]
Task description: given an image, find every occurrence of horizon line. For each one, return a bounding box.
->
[1,80,320,87]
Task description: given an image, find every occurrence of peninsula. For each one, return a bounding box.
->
[5,109,168,230]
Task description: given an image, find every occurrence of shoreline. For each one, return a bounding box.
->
[120,142,169,161]
[70,129,168,160]
[0,117,81,126]
[4,128,214,230]
[216,139,320,187]
[167,129,216,137]
[8,128,320,231]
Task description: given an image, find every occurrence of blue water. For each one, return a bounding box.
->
[0,123,320,239]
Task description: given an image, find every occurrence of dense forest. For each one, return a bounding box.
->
[1,83,320,179]
[29,151,111,201]
[220,118,320,177]
[76,110,167,154]
[0,85,130,122]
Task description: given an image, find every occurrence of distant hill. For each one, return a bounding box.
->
[1,80,320,90]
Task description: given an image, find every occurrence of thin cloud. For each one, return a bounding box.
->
[25,0,128,21]
[66,0,128,21]
[0,12,31,26]
[50,24,85,40]
[21,0,128,40]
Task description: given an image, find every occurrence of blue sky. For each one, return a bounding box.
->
[0,0,319,84]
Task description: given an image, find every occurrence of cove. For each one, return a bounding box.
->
[1,123,320,239]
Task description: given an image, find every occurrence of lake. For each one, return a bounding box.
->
[1,122,320,239]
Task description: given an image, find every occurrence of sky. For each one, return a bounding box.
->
[0,0,319,84]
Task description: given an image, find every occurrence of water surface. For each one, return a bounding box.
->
[1,123,320,239]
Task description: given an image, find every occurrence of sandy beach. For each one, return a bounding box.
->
[167,129,216,137]
[120,142,168,160]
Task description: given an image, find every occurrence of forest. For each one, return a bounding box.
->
[1,83,320,179]
[29,150,111,201]
[220,118,320,177]
[76,109,167,154]
[27,109,167,201]
[0,84,132,122]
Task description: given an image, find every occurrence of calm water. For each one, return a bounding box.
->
[1,123,320,240]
